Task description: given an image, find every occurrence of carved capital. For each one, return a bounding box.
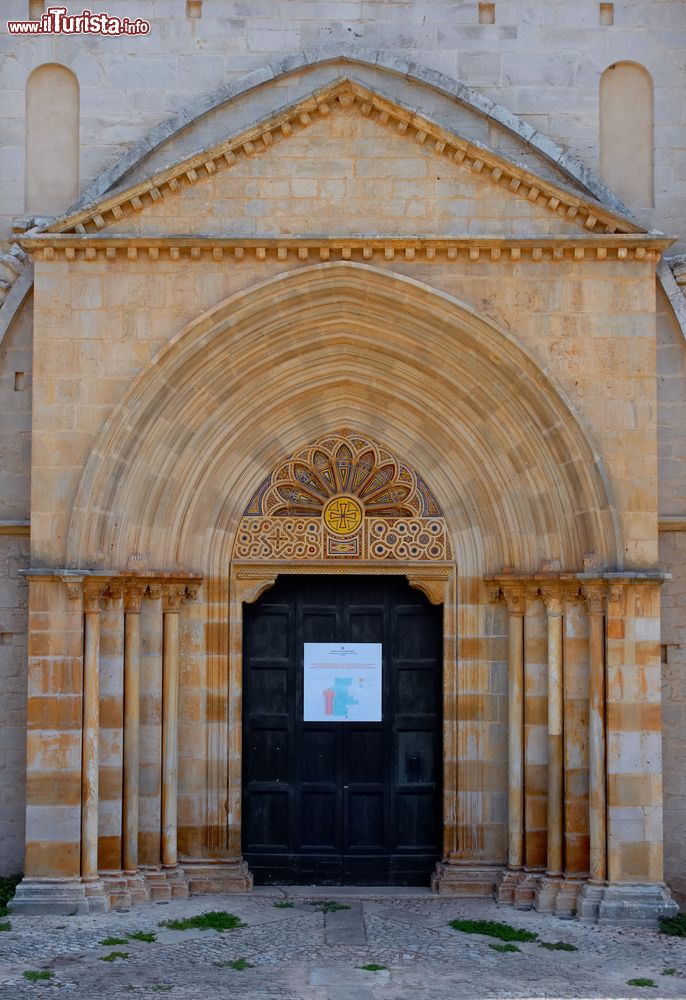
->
[146,583,163,601]
[60,575,84,602]
[581,580,607,616]
[540,581,564,616]
[607,582,625,613]
[500,582,526,616]
[185,581,202,602]
[82,583,105,614]
[123,583,146,614]
[162,584,186,613]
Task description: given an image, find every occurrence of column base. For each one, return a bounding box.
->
[101,874,132,910]
[576,880,606,923]
[555,878,585,919]
[534,875,563,913]
[181,858,253,894]
[125,873,151,905]
[142,868,172,902]
[494,868,525,904]
[514,871,542,910]
[595,883,680,926]
[432,862,501,897]
[10,878,109,915]
[164,866,190,898]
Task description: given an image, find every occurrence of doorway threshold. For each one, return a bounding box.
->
[252,885,435,898]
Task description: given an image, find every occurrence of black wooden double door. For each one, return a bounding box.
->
[242,574,443,885]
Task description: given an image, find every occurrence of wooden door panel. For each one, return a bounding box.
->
[242,574,442,885]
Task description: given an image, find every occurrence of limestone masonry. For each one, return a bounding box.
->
[1,0,685,923]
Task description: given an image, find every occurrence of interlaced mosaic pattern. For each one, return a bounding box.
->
[235,429,451,562]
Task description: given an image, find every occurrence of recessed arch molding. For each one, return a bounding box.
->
[66,262,619,578]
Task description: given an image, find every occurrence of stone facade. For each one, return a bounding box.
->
[1,1,685,921]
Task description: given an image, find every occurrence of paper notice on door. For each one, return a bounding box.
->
[303,642,382,722]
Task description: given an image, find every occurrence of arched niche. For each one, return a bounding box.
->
[600,61,654,208]
[25,63,79,216]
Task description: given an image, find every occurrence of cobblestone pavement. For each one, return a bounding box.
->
[1,889,685,999]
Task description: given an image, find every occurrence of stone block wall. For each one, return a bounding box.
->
[2,0,686,248]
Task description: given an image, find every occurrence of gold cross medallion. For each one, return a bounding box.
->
[323,495,363,535]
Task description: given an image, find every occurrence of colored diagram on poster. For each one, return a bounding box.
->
[303,643,382,722]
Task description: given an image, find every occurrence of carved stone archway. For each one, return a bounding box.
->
[227,429,457,875]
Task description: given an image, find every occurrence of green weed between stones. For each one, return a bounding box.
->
[659,914,686,937]
[308,900,351,913]
[160,911,245,932]
[273,900,294,908]
[489,943,520,953]
[627,979,657,988]
[448,918,538,943]
[538,940,578,952]
[150,987,172,994]
[0,921,11,932]
[100,951,129,962]
[100,936,128,946]
[360,964,387,971]
[0,874,21,917]
[22,971,53,982]
[221,958,253,970]
[663,968,677,976]
[128,931,157,942]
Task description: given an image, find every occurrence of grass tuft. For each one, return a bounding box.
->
[308,900,351,913]
[127,930,157,942]
[448,918,538,942]
[160,911,245,932]
[150,987,172,994]
[659,914,686,937]
[100,936,128,946]
[627,979,657,988]
[23,971,53,982]
[662,968,677,976]
[489,943,520,953]
[360,963,387,971]
[99,951,129,962]
[0,921,11,932]
[0,874,21,917]
[228,957,253,970]
[273,900,294,909]
[538,940,578,952]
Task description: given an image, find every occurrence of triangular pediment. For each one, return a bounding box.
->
[49,79,643,239]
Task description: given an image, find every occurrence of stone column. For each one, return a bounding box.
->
[12,575,107,914]
[577,581,608,921]
[586,577,678,924]
[497,582,526,902]
[122,584,148,903]
[161,585,189,896]
[81,584,104,895]
[536,582,565,912]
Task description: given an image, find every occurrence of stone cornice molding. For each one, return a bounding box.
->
[20,234,673,265]
[42,79,646,240]
[22,569,203,605]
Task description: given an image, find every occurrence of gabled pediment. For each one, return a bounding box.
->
[49,79,643,239]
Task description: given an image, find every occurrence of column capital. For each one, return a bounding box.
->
[162,584,186,613]
[82,582,106,614]
[147,583,163,601]
[123,583,146,614]
[539,580,564,615]
[59,574,85,602]
[581,579,608,615]
[499,581,527,615]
